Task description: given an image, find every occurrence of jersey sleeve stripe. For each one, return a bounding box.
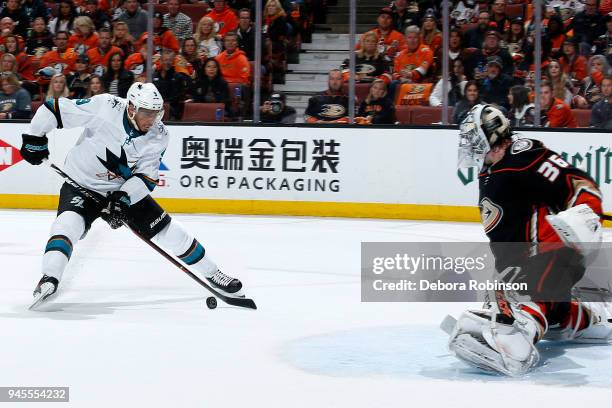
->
[43,97,64,129]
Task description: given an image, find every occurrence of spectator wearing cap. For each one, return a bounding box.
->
[464,10,491,48]
[87,28,123,77]
[66,54,92,99]
[124,42,149,83]
[205,0,239,39]
[80,0,111,31]
[559,37,588,81]
[567,0,606,55]
[102,51,133,98]
[420,11,442,55]
[540,80,578,127]
[0,0,30,38]
[118,0,148,39]
[391,0,420,34]
[0,72,31,118]
[48,0,78,35]
[392,25,433,83]
[136,12,180,54]
[260,92,296,124]
[356,8,406,59]
[590,75,612,129]
[39,31,78,75]
[163,0,193,42]
[26,17,54,58]
[215,31,251,86]
[465,29,514,80]
[68,16,99,54]
[22,0,49,26]
[593,13,612,63]
[491,0,510,34]
[478,55,514,109]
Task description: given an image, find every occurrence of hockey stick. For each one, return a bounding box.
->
[46,162,257,310]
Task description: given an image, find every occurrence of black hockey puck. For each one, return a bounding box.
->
[206,296,217,309]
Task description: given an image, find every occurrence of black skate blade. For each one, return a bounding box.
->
[221,296,257,310]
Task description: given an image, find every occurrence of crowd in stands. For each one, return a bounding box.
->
[0,0,320,121]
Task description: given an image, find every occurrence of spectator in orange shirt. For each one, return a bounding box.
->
[87,28,123,76]
[3,34,34,81]
[559,37,588,81]
[541,80,578,127]
[392,25,433,83]
[112,21,135,58]
[0,17,25,52]
[68,16,99,54]
[206,0,239,39]
[39,31,78,75]
[420,11,442,55]
[136,12,180,54]
[215,32,251,86]
[357,8,406,59]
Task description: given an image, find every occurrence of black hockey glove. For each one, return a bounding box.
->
[100,191,131,229]
[20,134,49,165]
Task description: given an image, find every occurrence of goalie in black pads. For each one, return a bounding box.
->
[21,82,247,308]
[447,104,612,376]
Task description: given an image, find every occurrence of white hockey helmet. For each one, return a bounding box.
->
[127,82,164,121]
[458,104,511,170]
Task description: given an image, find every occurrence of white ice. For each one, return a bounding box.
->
[1,210,612,408]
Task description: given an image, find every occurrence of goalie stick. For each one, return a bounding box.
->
[45,161,257,310]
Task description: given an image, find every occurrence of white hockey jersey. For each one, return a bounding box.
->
[28,95,169,204]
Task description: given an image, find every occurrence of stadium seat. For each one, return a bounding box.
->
[408,106,453,125]
[31,100,42,113]
[572,109,591,127]
[182,102,225,122]
[341,82,371,103]
[395,105,411,124]
[506,4,525,19]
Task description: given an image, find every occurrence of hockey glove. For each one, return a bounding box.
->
[20,134,49,165]
[101,191,131,229]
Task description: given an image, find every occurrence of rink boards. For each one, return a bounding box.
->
[1,123,611,222]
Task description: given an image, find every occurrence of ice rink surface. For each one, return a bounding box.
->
[1,209,612,408]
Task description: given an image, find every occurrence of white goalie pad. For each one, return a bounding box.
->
[444,308,540,377]
[545,204,602,257]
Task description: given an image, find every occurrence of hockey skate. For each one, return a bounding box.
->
[29,275,59,310]
[205,270,244,298]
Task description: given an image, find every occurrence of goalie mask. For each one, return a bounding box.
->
[458,104,511,170]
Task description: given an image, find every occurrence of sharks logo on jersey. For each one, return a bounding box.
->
[97,147,134,181]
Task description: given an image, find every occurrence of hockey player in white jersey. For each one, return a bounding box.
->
[21,82,245,305]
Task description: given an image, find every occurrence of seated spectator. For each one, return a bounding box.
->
[357,8,406,59]
[215,32,251,86]
[540,80,578,127]
[206,0,239,39]
[341,31,392,83]
[137,12,180,54]
[491,0,510,34]
[464,10,491,49]
[124,42,150,83]
[163,0,194,42]
[263,0,289,84]
[0,17,25,52]
[195,16,222,59]
[85,74,105,97]
[434,27,469,77]
[39,31,77,75]
[237,8,256,61]
[48,0,78,35]
[22,0,49,26]
[192,58,231,114]
[153,50,189,119]
[260,92,296,124]
[430,59,467,107]
[112,21,135,57]
[118,0,148,39]
[452,80,481,124]
[593,13,612,64]
[507,85,535,126]
[4,34,34,81]
[590,74,612,128]
[66,54,92,99]
[355,79,395,124]
[0,0,30,38]
[505,17,532,72]
[80,0,111,31]
[102,51,133,98]
[567,0,606,56]
[546,59,574,105]
[392,0,420,33]
[180,37,203,77]
[559,37,588,81]
[547,15,566,58]
[479,56,513,109]
[576,54,611,107]
[46,73,69,99]
[25,17,54,58]
[465,30,514,80]
[392,26,433,83]
[420,11,442,55]
[68,16,99,54]
[304,69,350,123]
[0,72,31,118]
[87,28,123,77]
